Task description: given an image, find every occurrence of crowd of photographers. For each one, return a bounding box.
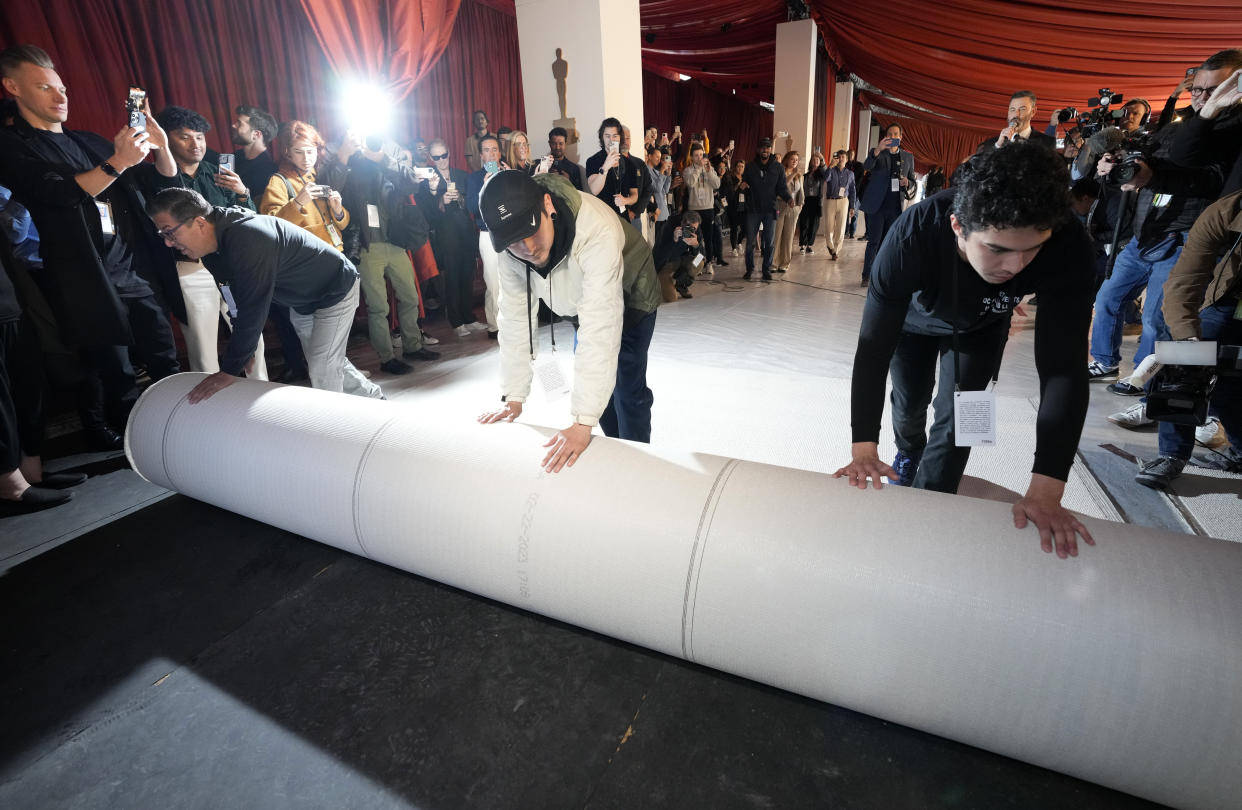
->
[1042,49,1242,489]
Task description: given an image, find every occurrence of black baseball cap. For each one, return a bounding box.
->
[758,137,773,147]
[480,170,545,252]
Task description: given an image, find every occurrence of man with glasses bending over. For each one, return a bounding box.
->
[147,187,384,403]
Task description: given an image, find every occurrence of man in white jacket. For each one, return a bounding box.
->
[477,171,661,472]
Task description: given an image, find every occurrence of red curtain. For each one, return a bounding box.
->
[0,0,331,155]
[641,71,774,161]
[296,0,460,102]
[403,0,525,170]
[870,113,995,174]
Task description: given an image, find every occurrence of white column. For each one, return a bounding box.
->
[514,0,643,165]
[856,109,872,156]
[830,80,852,154]
[772,18,817,157]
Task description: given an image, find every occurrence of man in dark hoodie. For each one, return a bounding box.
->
[146,188,384,403]
[739,137,792,281]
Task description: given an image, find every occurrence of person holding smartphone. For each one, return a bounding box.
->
[859,123,916,286]
[261,120,348,252]
[584,117,638,223]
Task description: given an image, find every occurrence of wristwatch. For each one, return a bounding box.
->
[99,161,121,178]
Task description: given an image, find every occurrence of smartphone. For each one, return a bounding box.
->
[728,139,735,150]
[308,184,330,197]
[413,166,436,180]
[890,138,901,148]
[126,86,147,132]
[217,153,235,172]
[446,181,457,195]
[674,125,681,135]
[607,141,619,155]
[1186,67,1197,77]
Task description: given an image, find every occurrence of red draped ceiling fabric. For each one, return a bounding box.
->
[296,0,460,101]
[810,1,1242,132]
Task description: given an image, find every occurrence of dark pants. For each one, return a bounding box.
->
[744,210,776,275]
[862,199,903,282]
[845,208,857,238]
[1157,302,1242,460]
[727,209,746,249]
[83,293,179,429]
[798,197,822,246]
[599,309,657,443]
[432,219,477,328]
[693,209,721,264]
[888,319,1009,493]
[0,317,44,471]
[269,302,307,375]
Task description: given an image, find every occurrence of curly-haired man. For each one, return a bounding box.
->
[834,140,1098,560]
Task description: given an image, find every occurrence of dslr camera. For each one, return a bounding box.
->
[1108,131,1157,184]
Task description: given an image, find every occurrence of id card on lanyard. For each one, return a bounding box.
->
[96,201,116,235]
[950,262,1002,447]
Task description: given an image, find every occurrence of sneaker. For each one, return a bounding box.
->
[677,288,693,299]
[1087,361,1120,380]
[380,358,412,375]
[773,267,786,273]
[742,271,753,280]
[1107,402,1153,428]
[805,247,813,254]
[798,246,806,253]
[403,348,441,361]
[454,325,471,338]
[889,450,921,486]
[421,331,439,345]
[1107,381,1144,396]
[716,259,729,267]
[1195,417,1222,446]
[464,321,488,332]
[1136,456,1186,490]
[761,272,773,282]
[1194,445,1242,472]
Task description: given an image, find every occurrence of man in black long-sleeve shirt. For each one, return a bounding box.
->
[146,188,384,403]
[834,141,1097,560]
[740,137,792,280]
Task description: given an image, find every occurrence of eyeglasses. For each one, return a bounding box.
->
[158,219,191,242]
[431,152,449,160]
[1189,85,1219,99]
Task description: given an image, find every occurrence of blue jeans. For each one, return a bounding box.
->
[1089,238,1183,369]
[599,309,657,442]
[745,210,776,274]
[888,319,1010,493]
[1157,302,1242,460]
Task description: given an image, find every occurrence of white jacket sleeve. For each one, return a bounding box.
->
[567,202,626,425]
[497,250,538,403]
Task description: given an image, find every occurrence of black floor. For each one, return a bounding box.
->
[0,496,1168,809]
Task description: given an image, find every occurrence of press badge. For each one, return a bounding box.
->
[738,193,745,203]
[890,177,900,192]
[692,253,705,268]
[367,204,381,228]
[326,222,343,249]
[954,390,996,447]
[534,351,571,403]
[95,201,115,235]
[838,187,846,198]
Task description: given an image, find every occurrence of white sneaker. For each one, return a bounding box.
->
[454,325,471,338]
[421,331,439,345]
[1108,402,1153,429]
[464,321,488,332]
[1195,416,1222,446]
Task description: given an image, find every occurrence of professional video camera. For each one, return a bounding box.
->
[1146,341,1242,426]
[1108,130,1158,184]
[1074,88,1137,138]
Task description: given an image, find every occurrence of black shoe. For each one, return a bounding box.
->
[1135,456,1186,490]
[742,271,753,280]
[716,259,729,267]
[0,486,73,515]
[761,272,773,282]
[380,358,413,375]
[805,247,814,254]
[677,288,693,299]
[403,348,441,361]
[488,331,499,341]
[86,428,124,452]
[32,472,88,489]
[773,267,786,273]
[1107,381,1144,396]
[275,367,309,384]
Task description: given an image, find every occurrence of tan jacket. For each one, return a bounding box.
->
[259,167,350,251]
[1163,190,1242,340]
